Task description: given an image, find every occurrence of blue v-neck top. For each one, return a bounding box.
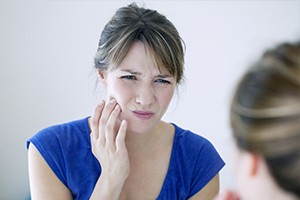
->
[27,117,224,199]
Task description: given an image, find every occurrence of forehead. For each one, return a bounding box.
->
[113,42,172,75]
[114,64,172,78]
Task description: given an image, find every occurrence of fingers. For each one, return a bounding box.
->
[90,100,130,183]
[116,120,127,151]
[98,99,118,144]
[227,191,240,200]
[214,191,240,200]
[90,100,105,139]
[105,104,121,148]
[91,98,124,149]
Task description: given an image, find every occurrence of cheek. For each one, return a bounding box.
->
[107,81,133,105]
[158,88,175,106]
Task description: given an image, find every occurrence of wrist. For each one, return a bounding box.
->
[90,173,127,200]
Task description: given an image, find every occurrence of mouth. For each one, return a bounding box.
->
[132,110,155,120]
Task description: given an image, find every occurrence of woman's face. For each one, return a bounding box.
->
[100,41,176,134]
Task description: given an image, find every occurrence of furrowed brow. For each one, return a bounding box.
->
[155,74,173,78]
[120,69,142,75]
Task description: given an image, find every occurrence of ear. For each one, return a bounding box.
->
[248,153,260,177]
[97,69,107,87]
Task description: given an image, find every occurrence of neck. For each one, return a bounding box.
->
[267,185,298,200]
[125,121,173,157]
[254,165,298,200]
[125,122,161,154]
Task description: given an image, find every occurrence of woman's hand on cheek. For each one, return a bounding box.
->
[90,99,130,184]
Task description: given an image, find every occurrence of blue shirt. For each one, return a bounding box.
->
[27,117,225,199]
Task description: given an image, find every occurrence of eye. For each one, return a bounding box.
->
[155,79,171,84]
[120,75,137,81]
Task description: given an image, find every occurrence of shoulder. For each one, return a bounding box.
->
[172,123,215,153]
[27,117,90,149]
[172,123,224,165]
[26,117,94,190]
[39,117,90,137]
[26,117,91,169]
[170,123,225,197]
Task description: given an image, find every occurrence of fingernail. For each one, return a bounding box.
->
[110,98,116,103]
[98,100,104,106]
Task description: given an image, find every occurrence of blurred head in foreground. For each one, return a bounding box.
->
[230,41,300,200]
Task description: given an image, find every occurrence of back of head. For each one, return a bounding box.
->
[230,41,300,197]
[94,3,185,84]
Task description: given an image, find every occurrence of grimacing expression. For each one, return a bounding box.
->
[100,42,176,134]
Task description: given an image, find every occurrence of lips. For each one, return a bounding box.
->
[132,110,155,120]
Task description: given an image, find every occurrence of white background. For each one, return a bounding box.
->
[0,0,299,199]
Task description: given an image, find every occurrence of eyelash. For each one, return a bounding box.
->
[120,75,137,81]
[155,79,171,84]
[120,76,171,84]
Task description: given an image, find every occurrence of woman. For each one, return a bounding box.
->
[27,3,224,200]
[215,41,300,200]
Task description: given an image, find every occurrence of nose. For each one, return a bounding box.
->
[135,83,155,106]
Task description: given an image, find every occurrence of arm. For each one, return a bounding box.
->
[28,143,72,200]
[189,173,220,200]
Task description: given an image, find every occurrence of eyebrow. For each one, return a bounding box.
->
[155,74,173,78]
[120,69,173,78]
[120,69,141,75]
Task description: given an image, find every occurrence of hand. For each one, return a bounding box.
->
[214,190,240,200]
[90,99,130,184]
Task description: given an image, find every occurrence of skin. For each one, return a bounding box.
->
[214,147,298,200]
[28,41,220,200]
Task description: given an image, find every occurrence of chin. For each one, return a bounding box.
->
[120,112,157,133]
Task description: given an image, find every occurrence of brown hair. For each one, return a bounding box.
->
[94,3,185,84]
[230,41,300,197]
